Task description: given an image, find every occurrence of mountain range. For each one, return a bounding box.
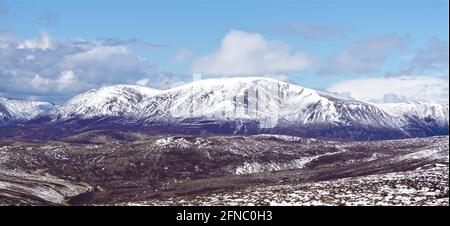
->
[0,77,448,140]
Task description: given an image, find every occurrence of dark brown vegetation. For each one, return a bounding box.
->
[0,131,448,205]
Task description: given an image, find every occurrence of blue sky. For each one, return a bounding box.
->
[0,0,448,104]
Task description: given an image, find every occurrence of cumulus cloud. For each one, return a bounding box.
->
[56,70,78,90]
[18,31,53,50]
[0,32,178,103]
[327,37,449,104]
[318,35,410,75]
[192,30,313,76]
[172,48,193,63]
[15,70,86,95]
[281,22,350,40]
[328,76,449,104]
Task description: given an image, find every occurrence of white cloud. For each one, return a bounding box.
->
[29,71,80,93]
[18,32,53,50]
[30,74,52,92]
[0,32,180,103]
[318,35,410,75]
[62,46,129,64]
[135,78,150,87]
[192,30,313,76]
[328,76,449,104]
[173,48,193,63]
[57,70,77,90]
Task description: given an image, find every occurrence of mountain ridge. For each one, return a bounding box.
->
[0,96,54,126]
[0,77,448,140]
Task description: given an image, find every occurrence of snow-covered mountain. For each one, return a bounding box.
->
[48,85,160,120]
[136,77,399,126]
[1,77,448,140]
[379,102,449,125]
[378,102,449,136]
[40,77,447,140]
[48,78,398,126]
[0,96,54,126]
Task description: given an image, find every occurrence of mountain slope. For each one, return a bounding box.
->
[48,85,161,120]
[378,102,449,136]
[0,97,54,126]
[48,78,401,128]
[379,102,449,125]
[137,77,403,131]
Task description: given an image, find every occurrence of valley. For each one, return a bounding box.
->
[0,132,448,206]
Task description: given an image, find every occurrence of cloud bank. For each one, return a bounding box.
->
[0,32,178,103]
[327,37,449,104]
[328,76,449,104]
